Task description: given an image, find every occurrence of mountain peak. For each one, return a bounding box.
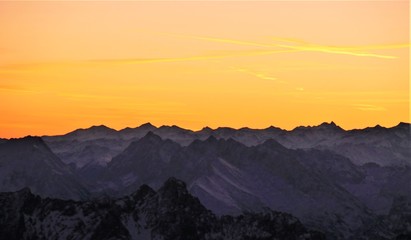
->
[163,177,186,188]
[16,187,32,194]
[260,138,287,150]
[199,126,213,132]
[139,131,162,143]
[397,122,410,126]
[205,135,218,143]
[265,125,283,131]
[6,136,46,148]
[131,184,156,201]
[14,135,44,142]
[215,127,236,134]
[15,187,33,198]
[294,121,343,131]
[70,124,117,135]
[89,124,109,129]
[158,177,189,196]
[0,180,326,240]
[55,125,118,140]
[139,122,156,129]
[87,125,116,132]
[158,125,188,132]
[318,121,341,129]
[327,121,337,126]
[393,122,410,130]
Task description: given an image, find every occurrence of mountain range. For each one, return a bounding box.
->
[43,122,411,168]
[0,122,410,239]
[0,178,325,240]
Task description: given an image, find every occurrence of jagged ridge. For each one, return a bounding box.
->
[0,178,325,240]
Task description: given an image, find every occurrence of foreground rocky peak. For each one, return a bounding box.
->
[0,178,324,240]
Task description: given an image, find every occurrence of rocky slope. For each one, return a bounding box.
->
[0,136,88,200]
[0,178,324,240]
[101,133,376,239]
[1,122,409,239]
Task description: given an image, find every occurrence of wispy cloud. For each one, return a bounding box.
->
[269,36,410,50]
[0,48,300,70]
[172,34,409,59]
[0,84,24,90]
[0,84,40,94]
[84,48,301,65]
[231,67,282,82]
[86,56,223,65]
[57,93,126,100]
[171,34,272,48]
[353,104,386,111]
[2,34,408,71]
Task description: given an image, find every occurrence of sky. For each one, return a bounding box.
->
[0,1,409,138]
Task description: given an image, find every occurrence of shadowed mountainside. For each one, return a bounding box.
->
[0,122,409,239]
[43,122,411,169]
[0,178,325,240]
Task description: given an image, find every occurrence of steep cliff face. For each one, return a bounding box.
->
[0,178,324,240]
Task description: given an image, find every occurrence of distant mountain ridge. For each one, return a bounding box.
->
[0,122,410,239]
[43,121,411,168]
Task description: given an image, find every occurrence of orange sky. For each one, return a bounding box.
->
[0,1,409,138]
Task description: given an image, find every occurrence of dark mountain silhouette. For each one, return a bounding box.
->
[1,122,409,239]
[0,136,88,200]
[43,122,411,169]
[0,178,325,240]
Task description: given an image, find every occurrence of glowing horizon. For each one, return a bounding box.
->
[0,1,409,138]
